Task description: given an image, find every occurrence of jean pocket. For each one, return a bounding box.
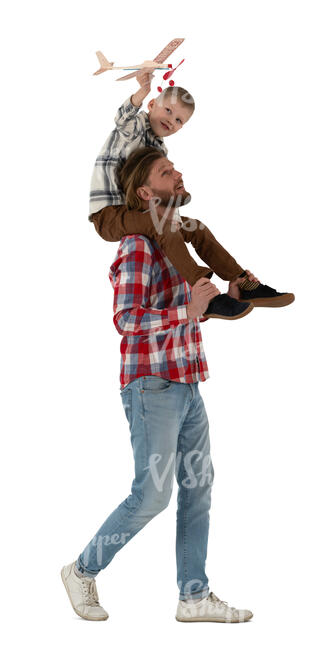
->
[142,375,172,392]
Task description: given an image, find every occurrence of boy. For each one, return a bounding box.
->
[89,71,294,319]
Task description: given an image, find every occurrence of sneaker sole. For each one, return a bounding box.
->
[60,567,109,621]
[175,612,253,623]
[203,302,254,320]
[239,293,295,308]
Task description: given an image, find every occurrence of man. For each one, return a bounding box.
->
[61,147,254,623]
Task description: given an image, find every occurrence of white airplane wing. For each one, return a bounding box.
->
[116,38,184,81]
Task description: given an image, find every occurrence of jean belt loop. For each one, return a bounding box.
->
[138,376,144,393]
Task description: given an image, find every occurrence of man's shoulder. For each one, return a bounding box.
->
[118,234,156,258]
[110,234,156,279]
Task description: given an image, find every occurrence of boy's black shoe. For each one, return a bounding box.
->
[239,283,295,307]
[203,294,254,320]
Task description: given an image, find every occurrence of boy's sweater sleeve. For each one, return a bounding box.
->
[114,96,144,140]
[111,237,190,336]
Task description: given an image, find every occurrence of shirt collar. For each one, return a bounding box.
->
[141,110,166,150]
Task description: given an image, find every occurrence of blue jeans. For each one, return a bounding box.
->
[76,375,215,601]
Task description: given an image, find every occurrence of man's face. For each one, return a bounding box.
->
[139,156,191,208]
[147,97,192,138]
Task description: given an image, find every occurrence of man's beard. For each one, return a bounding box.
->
[152,188,191,208]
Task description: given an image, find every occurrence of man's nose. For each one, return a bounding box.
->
[173,169,182,180]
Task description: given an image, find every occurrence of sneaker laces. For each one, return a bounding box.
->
[81,578,100,607]
[239,276,260,291]
[208,592,236,612]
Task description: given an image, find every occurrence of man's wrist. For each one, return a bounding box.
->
[187,303,200,320]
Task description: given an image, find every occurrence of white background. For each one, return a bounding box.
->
[1,1,330,648]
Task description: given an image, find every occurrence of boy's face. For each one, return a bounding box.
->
[137,156,191,207]
[147,97,192,138]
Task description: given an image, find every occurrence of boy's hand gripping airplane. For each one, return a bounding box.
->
[93,38,185,91]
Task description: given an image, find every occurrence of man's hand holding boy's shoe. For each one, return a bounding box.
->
[188,278,254,321]
[187,278,220,319]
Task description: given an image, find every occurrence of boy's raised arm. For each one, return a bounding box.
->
[130,69,154,107]
[115,69,154,133]
[113,96,142,136]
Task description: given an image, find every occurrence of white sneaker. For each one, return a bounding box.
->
[176,591,253,623]
[61,561,109,621]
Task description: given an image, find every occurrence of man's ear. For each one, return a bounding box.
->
[136,185,152,201]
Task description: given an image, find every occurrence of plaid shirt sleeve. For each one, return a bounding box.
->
[112,237,190,336]
[114,96,145,141]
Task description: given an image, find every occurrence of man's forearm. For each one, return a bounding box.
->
[113,304,190,336]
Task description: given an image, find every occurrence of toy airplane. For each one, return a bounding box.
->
[93,38,184,82]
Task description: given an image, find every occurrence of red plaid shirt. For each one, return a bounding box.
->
[109,234,210,390]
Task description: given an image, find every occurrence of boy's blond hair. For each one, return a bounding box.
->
[157,86,195,114]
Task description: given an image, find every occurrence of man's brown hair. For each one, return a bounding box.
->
[118,146,165,210]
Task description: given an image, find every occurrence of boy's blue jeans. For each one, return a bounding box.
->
[76,375,215,601]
